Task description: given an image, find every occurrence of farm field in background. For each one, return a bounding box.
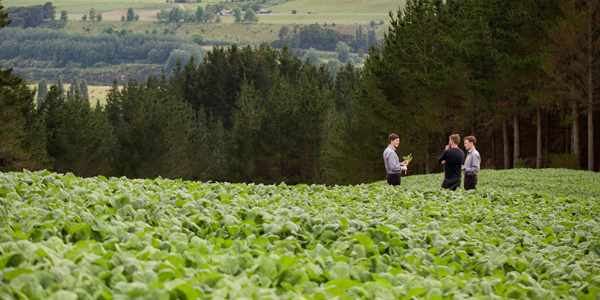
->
[1,169,599,298]
[2,0,176,14]
[29,84,113,106]
[63,21,387,46]
[64,21,284,45]
[2,0,401,24]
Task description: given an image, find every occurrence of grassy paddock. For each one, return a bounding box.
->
[64,20,387,46]
[29,84,114,106]
[66,21,285,45]
[2,0,180,14]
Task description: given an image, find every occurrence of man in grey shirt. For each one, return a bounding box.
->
[462,135,481,190]
[383,133,408,186]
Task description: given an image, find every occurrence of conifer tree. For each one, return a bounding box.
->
[126,8,135,21]
[37,79,47,110]
[60,10,67,22]
[546,0,600,170]
[80,78,88,101]
[0,2,46,170]
[195,6,204,22]
[43,2,55,20]
[89,8,96,21]
[365,0,459,173]
[57,75,65,97]
[42,85,115,176]
[69,76,79,100]
[233,8,241,23]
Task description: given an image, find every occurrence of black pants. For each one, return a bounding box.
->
[464,174,477,190]
[441,177,461,191]
[387,173,401,186]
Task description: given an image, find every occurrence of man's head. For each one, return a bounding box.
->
[388,133,400,147]
[464,136,476,150]
[449,134,460,146]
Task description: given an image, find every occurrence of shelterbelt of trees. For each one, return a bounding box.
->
[2,0,599,184]
[271,23,378,53]
[0,28,203,70]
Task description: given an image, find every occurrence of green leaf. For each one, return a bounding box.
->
[279,256,297,271]
[48,291,78,300]
[4,268,34,280]
[218,257,239,275]
[436,267,451,278]
[404,287,426,300]
[257,258,278,280]
[253,237,269,247]
[351,234,375,253]
[1,253,25,268]
[226,225,240,236]
[326,279,362,289]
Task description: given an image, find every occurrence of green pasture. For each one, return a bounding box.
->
[66,21,284,45]
[269,0,403,15]
[239,13,389,25]
[64,20,386,46]
[2,0,179,14]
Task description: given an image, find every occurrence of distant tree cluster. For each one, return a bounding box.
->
[157,3,258,23]
[5,2,55,28]
[272,24,354,52]
[0,28,203,69]
[157,5,217,23]
[271,23,375,54]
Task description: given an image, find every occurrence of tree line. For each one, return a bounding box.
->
[3,45,361,183]
[2,0,599,183]
[357,0,599,175]
[156,3,259,24]
[271,24,377,53]
[0,27,203,72]
[5,2,54,27]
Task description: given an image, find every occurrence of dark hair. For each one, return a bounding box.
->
[449,134,460,145]
[464,136,476,145]
[388,133,399,143]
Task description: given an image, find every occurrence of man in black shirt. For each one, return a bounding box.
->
[438,134,464,191]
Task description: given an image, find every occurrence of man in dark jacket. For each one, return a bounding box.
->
[438,134,464,191]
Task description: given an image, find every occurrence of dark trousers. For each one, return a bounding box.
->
[386,173,401,186]
[464,173,477,190]
[441,177,461,191]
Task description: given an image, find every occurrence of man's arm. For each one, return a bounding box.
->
[388,152,406,173]
[438,150,446,164]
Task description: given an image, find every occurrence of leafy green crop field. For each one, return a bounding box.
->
[1,169,599,299]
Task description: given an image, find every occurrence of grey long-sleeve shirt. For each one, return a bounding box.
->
[383,145,407,174]
[463,148,481,173]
